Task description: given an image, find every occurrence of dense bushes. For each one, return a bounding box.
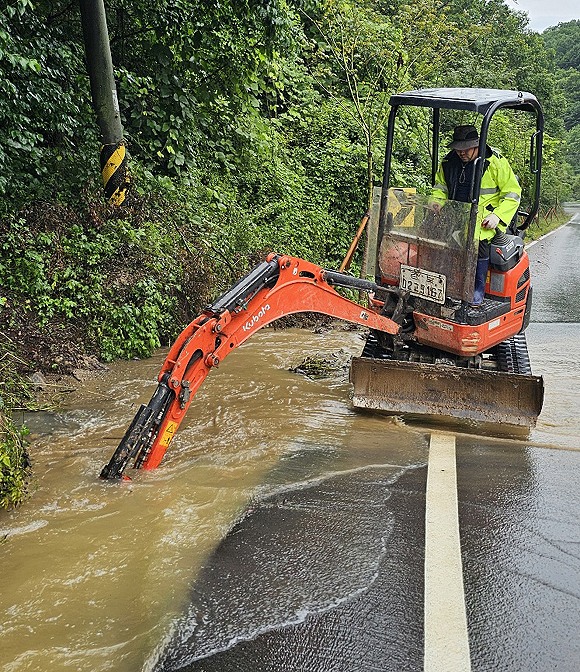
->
[0,341,34,508]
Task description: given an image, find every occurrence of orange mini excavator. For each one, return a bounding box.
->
[100,88,544,480]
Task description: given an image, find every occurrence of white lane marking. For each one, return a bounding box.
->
[424,433,471,672]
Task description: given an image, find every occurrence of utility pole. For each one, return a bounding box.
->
[79,0,129,205]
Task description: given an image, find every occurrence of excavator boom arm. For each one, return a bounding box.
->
[100,254,403,479]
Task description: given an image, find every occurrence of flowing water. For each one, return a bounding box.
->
[1,210,579,671]
[1,328,429,672]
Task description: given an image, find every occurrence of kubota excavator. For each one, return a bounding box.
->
[100,88,544,480]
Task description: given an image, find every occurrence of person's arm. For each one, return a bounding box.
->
[482,156,521,229]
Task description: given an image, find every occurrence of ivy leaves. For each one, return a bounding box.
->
[0,0,95,202]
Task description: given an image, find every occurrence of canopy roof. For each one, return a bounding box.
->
[389,88,540,114]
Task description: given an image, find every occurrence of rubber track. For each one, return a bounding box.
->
[495,333,533,375]
[361,332,395,360]
[360,330,534,375]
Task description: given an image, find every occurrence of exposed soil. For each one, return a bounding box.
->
[1,297,108,409]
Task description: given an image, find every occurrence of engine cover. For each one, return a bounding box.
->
[490,233,524,271]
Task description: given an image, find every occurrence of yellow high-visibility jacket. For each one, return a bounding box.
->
[431,146,521,241]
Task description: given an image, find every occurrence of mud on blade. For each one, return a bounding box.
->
[350,357,544,430]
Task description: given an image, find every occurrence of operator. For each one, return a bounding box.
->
[430,125,521,306]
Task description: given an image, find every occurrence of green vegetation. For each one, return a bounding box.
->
[527,210,572,240]
[1,0,577,507]
[541,20,580,199]
[0,341,34,509]
[0,416,29,510]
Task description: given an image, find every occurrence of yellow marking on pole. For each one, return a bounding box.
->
[101,145,126,182]
[424,433,471,672]
[100,141,130,205]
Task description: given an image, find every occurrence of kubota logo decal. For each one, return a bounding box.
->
[242,304,271,331]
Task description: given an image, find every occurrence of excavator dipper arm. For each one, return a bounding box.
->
[100,254,404,480]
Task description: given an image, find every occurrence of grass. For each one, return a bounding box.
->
[0,413,29,510]
[0,342,36,509]
[525,207,573,241]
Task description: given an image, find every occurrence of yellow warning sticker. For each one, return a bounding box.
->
[387,187,416,228]
[159,421,178,447]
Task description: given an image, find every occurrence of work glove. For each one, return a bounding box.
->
[482,213,500,230]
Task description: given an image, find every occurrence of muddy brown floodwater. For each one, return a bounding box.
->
[1,210,579,672]
[0,328,427,672]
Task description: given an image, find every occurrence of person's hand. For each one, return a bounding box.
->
[482,213,500,229]
[429,202,442,214]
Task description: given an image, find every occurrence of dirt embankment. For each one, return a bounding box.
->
[2,301,108,409]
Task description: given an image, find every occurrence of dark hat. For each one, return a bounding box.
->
[449,125,479,150]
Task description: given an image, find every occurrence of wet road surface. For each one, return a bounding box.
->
[153,464,427,672]
[149,440,579,672]
[1,208,579,672]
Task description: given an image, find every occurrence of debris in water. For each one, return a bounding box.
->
[289,351,350,379]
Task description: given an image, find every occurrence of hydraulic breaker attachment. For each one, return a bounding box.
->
[350,357,544,431]
[100,254,403,479]
[99,375,173,480]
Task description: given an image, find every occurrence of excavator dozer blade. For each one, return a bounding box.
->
[350,357,544,432]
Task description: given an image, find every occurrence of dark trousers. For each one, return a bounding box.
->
[472,239,491,305]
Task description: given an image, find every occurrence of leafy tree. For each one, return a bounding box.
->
[557,70,580,131]
[542,19,580,70]
[0,0,97,205]
[106,0,301,178]
[566,126,580,185]
[541,20,580,181]
[299,0,472,209]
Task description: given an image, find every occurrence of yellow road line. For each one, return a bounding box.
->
[424,433,471,672]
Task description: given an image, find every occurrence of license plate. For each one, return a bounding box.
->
[400,264,446,304]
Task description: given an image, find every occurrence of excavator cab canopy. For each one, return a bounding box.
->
[374,87,544,307]
[389,87,541,114]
